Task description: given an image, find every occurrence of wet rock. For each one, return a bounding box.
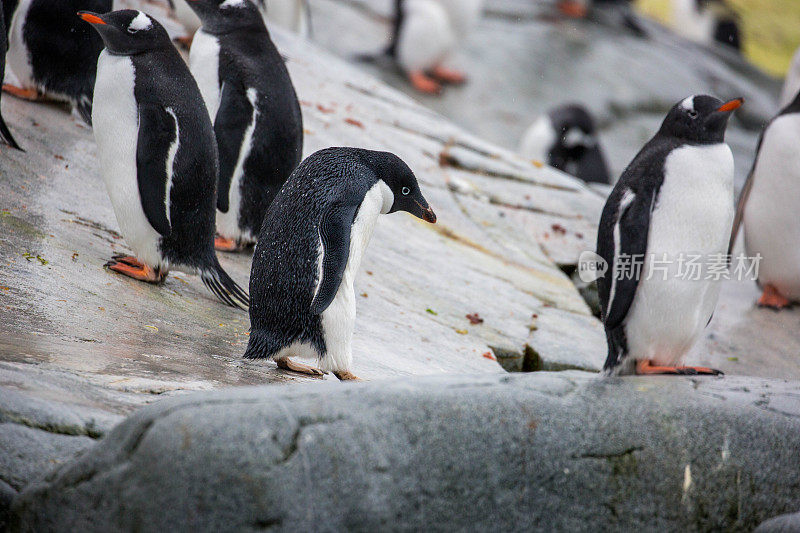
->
[10,373,800,532]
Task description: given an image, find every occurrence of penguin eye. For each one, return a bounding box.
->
[688,110,698,119]
[401,187,410,196]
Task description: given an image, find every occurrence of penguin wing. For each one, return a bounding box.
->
[727,136,763,255]
[597,187,655,331]
[309,202,360,315]
[214,81,254,214]
[136,103,176,237]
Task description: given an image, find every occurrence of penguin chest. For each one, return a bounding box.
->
[6,0,34,87]
[319,182,393,360]
[743,115,800,298]
[189,30,221,120]
[397,0,457,71]
[92,51,164,268]
[519,115,556,163]
[625,143,734,365]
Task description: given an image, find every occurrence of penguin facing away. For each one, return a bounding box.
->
[81,9,249,310]
[729,90,800,309]
[0,4,21,150]
[4,0,110,124]
[597,95,742,375]
[388,0,484,95]
[519,104,610,184]
[186,0,303,253]
[245,148,437,381]
[671,0,740,52]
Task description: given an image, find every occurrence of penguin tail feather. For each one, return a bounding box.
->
[75,96,93,127]
[201,258,249,311]
[0,113,22,151]
[243,329,282,360]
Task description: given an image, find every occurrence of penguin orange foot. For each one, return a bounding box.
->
[275,356,326,377]
[2,84,43,101]
[409,71,442,95]
[105,255,164,283]
[557,0,588,18]
[635,360,723,376]
[214,236,247,253]
[333,370,361,381]
[431,65,467,85]
[757,284,791,310]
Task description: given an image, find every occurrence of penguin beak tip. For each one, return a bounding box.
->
[717,97,744,112]
[423,208,437,224]
[78,12,106,25]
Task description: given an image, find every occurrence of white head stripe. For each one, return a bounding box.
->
[220,0,246,8]
[129,12,152,31]
[680,96,695,112]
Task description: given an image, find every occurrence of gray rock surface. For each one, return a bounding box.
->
[10,372,800,532]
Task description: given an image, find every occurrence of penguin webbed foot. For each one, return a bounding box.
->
[408,71,442,95]
[333,370,362,382]
[275,356,327,378]
[757,284,792,310]
[430,65,467,85]
[105,255,165,283]
[214,236,250,253]
[635,360,723,376]
[557,0,588,18]
[2,84,44,101]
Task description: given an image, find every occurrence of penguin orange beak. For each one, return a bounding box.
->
[717,98,744,112]
[78,12,106,25]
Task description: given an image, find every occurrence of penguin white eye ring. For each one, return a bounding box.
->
[402,186,410,195]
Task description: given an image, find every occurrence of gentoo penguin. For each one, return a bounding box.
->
[671,0,740,52]
[81,9,249,309]
[0,5,21,150]
[186,0,303,253]
[597,95,742,375]
[519,104,610,184]
[779,46,800,109]
[245,147,436,380]
[729,91,800,309]
[4,0,110,124]
[388,0,484,95]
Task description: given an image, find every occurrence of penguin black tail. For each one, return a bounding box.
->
[75,95,93,126]
[243,329,282,360]
[201,258,249,311]
[0,110,22,151]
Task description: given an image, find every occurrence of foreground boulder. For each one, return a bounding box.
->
[10,372,800,531]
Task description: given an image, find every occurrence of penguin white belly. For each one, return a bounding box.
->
[189,30,221,120]
[671,0,715,45]
[743,116,800,300]
[318,182,394,372]
[434,0,483,39]
[6,0,35,89]
[519,115,556,163]
[625,143,734,366]
[215,88,259,243]
[397,0,456,73]
[92,51,164,269]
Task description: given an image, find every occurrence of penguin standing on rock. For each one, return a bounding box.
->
[519,104,610,184]
[245,148,437,380]
[81,9,249,309]
[186,0,303,253]
[729,90,800,309]
[388,0,484,95]
[597,95,742,375]
[0,5,21,150]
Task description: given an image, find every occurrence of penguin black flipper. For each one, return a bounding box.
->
[136,103,175,237]
[597,187,656,331]
[214,81,252,214]
[0,5,21,151]
[309,202,360,315]
[728,135,764,255]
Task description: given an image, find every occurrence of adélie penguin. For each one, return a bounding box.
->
[186,0,303,253]
[596,95,742,375]
[519,104,610,184]
[729,90,800,309]
[81,9,249,309]
[245,148,436,380]
[388,0,484,95]
[0,4,21,150]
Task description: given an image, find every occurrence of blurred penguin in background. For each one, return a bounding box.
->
[387,0,484,95]
[671,0,740,52]
[779,46,800,109]
[519,104,611,184]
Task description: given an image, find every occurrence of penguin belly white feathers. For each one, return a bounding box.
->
[396,0,455,73]
[189,29,221,119]
[92,50,166,270]
[743,115,800,301]
[6,0,37,94]
[519,115,556,162]
[624,143,734,368]
[318,181,394,373]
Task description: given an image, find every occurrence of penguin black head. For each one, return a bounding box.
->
[78,10,172,55]
[362,150,436,223]
[183,0,265,34]
[658,95,743,143]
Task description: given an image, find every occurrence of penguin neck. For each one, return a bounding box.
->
[198,14,266,36]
